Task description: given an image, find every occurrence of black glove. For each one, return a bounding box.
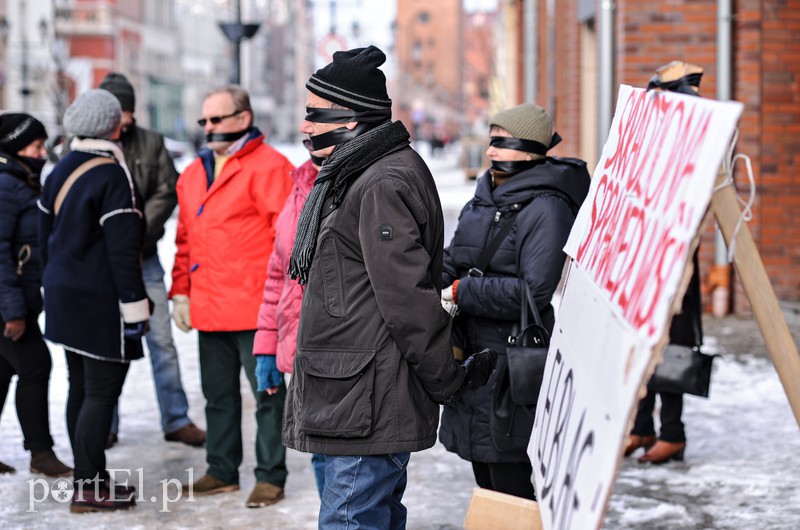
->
[462,348,498,390]
[123,321,148,341]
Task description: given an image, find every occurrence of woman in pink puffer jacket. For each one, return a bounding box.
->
[253,158,318,371]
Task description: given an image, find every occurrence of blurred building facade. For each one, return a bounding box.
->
[0,0,312,145]
[496,0,800,312]
[394,0,463,142]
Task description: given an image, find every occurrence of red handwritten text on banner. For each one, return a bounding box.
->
[574,89,711,338]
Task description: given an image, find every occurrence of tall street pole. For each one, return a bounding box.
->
[219,0,260,85]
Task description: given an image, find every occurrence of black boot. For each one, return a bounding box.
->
[71,478,136,513]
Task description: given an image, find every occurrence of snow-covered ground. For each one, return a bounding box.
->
[1,144,798,529]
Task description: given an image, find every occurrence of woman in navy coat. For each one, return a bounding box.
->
[0,113,71,477]
[438,104,590,500]
[39,90,150,513]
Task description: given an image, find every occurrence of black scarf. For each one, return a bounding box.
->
[289,120,410,284]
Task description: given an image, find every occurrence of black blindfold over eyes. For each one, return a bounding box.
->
[489,132,562,155]
[304,107,391,124]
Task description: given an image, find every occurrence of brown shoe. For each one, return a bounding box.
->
[165,423,206,447]
[246,481,284,508]
[624,434,657,457]
[182,474,239,497]
[638,440,686,464]
[0,460,15,474]
[30,450,72,478]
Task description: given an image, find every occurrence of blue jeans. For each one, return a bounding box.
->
[319,453,410,530]
[312,453,325,498]
[111,255,191,435]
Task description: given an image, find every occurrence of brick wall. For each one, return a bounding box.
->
[521,0,800,313]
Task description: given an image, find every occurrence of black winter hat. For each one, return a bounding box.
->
[99,72,136,112]
[0,113,48,153]
[306,45,392,112]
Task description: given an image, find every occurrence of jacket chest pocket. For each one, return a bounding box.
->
[297,348,376,438]
[319,235,346,317]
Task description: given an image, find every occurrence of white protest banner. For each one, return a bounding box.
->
[531,85,743,530]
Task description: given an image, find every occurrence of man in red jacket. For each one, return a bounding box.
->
[170,85,294,508]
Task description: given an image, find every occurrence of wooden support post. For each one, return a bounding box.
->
[712,169,800,428]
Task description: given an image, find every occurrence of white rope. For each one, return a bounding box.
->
[713,128,757,262]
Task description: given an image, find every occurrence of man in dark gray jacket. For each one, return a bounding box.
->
[99,73,205,447]
[282,46,496,529]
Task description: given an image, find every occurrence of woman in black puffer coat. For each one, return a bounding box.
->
[0,113,71,477]
[438,104,590,500]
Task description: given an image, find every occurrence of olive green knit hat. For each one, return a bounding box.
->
[489,103,554,148]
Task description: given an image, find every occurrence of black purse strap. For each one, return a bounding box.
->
[511,281,549,347]
[468,212,519,278]
[518,281,543,329]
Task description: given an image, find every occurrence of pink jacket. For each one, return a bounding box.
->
[253,159,318,373]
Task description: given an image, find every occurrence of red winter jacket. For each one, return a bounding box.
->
[169,132,294,331]
[252,159,318,372]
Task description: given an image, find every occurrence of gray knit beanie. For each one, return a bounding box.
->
[63,89,122,139]
[489,103,553,147]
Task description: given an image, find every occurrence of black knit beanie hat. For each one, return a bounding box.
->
[306,45,392,112]
[0,113,48,153]
[99,72,136,112]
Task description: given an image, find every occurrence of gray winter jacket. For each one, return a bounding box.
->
[282,143,465,456]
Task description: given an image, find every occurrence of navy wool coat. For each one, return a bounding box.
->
[0,152,43,321]
[38,148,148,362]
[438,157,591,463]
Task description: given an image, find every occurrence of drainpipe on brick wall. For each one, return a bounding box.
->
[546,0,555,115]
[711,0,733,316]
[524,0,537,102]
[598,1,615,153]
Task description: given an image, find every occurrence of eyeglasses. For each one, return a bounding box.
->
[197,110,243,127]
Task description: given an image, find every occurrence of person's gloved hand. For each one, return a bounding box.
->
[123,320,148,341]
[255,354,283,394]
[441,281,459,317]
[462,348,498,390]
[172,295,192,332]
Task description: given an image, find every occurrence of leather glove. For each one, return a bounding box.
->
[255,354,283,393]
[443,348,498,407]
[123,320,148,341]
[172,295,192,332]
[462,348,498,390]
[441,282,459,317]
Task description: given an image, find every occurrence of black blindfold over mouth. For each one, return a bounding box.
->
[489,132,562,155]
[304,107,391,124]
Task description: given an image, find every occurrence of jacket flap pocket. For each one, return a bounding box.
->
[299,348,376,379]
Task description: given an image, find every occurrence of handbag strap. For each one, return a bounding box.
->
[468,212,520,278]
[518,280,544,330]
[54,157,115,215]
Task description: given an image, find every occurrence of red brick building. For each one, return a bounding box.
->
[502,0,800,313]
[394,0,463,141]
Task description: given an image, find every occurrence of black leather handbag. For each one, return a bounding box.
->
[647,344,715,397]
[490,282,550,452]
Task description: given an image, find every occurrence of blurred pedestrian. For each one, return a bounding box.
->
[98,72,205,449]
[252,142,323,496]
[0,112,72,478]
[282,45,496,529]
[171,85,294,508]
[625,62,706,465]
[438,103,590,499]
[39,89,150,513]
